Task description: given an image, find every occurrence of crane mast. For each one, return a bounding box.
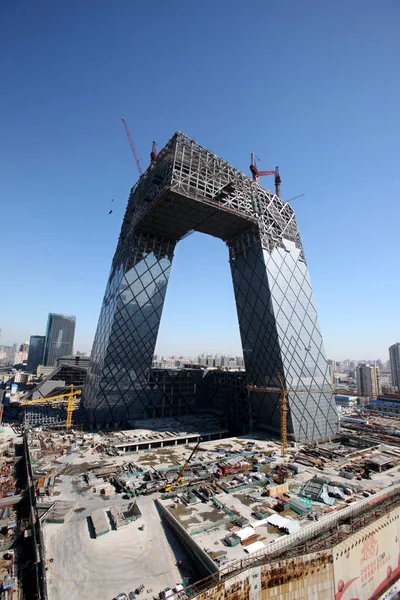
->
[121,117,144,176]
[249,153,281,197]
[164,437,203,491]
[20,384,81,430]
[247,377,317,458]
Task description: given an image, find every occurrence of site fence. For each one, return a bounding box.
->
[177,483,400,599]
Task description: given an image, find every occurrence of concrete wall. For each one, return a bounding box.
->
[220,482,400,578]
[186,486,400,599]
[156,500,218,577]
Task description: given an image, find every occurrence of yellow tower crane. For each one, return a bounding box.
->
[20,384,81,430]
[164,437,203,492]
[246,376,317,459]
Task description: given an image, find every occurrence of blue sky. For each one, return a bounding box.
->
[1,0,399,360]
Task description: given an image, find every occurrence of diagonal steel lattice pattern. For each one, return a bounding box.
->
[84,132,337,441]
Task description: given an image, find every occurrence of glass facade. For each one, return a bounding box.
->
[84,234,177,425]
[230,237,337,441]
[26,335,45,373]
[43,314,76,367]
[84,132,337,440]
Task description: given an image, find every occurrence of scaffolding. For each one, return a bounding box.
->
[115,131,303,260]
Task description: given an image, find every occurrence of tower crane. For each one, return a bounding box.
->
[121,117,144,176]
[20,384,81,430]
[246,378,324,459]
[249,153,281,197]
[164,437,203,492]
[150,141,157,163]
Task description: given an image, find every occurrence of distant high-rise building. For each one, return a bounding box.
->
[389,343,400,390]
[13,352,28,365]
[0,346,14,363]
[26,336,46,373]
[356,364,379,397]
[14,371,31,384]
[43,313,76,367]
[19,342,29,353]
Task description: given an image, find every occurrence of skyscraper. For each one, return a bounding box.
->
[43,314,76,367]
[26,335,46,373]
[356,364,379,397]
[84,132,337,441]
[389,343,400,389]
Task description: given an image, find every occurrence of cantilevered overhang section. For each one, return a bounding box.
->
[135,187,256,242]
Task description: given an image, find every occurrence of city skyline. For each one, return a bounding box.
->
[0,328,397,365]
[0,339,395,365]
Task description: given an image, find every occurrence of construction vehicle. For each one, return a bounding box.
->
[273,465,290,484]
[249,153,281,196]
[246,377,324,459]
[164,438,203,492]
[20,384,81,430]
[123,489,137,503]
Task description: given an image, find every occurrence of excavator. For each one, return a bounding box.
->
[164,438,203,492]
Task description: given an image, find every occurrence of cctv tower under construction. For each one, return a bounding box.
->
[84,132,337,441]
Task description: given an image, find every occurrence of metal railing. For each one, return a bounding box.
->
[219,483,400,577]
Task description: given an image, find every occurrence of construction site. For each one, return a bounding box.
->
[1,411,393,600]
[2,132,400,600]
[6,374,400,600]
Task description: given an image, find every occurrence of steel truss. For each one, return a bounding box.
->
[84,132,336,440]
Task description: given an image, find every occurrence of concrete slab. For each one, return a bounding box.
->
[44,496,182,600]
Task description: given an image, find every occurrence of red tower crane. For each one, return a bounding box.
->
[150,141,157,163]
[121,117,144,176]
[250,153,281,197]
